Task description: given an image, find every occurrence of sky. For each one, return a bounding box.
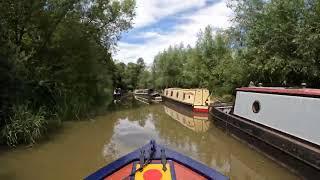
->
[114,0,233,64]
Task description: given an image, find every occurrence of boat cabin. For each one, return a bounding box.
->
[233,87,320,146]
[163,88,210,107]
[134,89,151,95]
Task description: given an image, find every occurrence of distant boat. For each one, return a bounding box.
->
[134,89,162,103]
[134,89,149,96]
[162,88,210,113]
[150,92,162,102]
[113,88,122,100]
[85,140,228,180]
[210,87,320,179]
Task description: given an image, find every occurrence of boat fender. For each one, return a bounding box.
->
[161,149,167,172]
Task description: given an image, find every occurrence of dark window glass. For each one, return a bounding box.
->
[252,101,261,113]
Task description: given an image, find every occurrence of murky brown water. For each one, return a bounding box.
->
[0,99,300,180]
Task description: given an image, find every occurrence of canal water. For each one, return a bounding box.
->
[0,99,299,180]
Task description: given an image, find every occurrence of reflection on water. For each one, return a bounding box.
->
[103,116,159,160]
[163,102,210,133]
[0,102,299,180]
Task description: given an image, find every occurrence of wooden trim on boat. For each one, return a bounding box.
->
[210,106,320,179]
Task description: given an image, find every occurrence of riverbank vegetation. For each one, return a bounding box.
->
[149,0,320,98]
[113,57,151,91]
[0,0,135,146]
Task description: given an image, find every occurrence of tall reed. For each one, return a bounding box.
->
[2,105,46,146]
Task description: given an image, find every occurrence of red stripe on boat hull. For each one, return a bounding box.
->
[193,108,209,113]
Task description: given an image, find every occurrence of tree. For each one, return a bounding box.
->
[230,0,320,85]
[0,0,136,146]
[150,0,320,100]
[113,58,147,90]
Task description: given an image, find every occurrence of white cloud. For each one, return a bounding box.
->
[136,31,163,39]
[134,0,207,28]
[114,0,233,64]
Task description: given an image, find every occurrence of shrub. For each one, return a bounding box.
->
[220,95,234,103]
[1,105,47,146]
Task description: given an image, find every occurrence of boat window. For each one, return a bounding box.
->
[170,91,173,96]
[166,90,168,95]
[252,101,261,113]
[183,93,186,100]
[176,92,179,98]
[188,95,191,99]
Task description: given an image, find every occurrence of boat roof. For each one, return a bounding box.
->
[165,88,209,91]
[237,87,320,98]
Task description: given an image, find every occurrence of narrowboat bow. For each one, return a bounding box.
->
[85,140,228,180]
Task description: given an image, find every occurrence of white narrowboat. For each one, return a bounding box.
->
[163,88,210,113]
[210,87,320,179]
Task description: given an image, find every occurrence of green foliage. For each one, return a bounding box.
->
[230,0,320,85]
[113,58,148,90]
[2,105,46,147]
[137,70,153,89]
[0,0,135,146]
[152,0,320,97]
[152,44,188,88]
[151,26,246,96]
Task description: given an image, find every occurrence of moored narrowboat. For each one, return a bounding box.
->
[150,92,162,102]
[210,87,320,179]
[134,89,150,97]
[85,140,228,180]
[163,88,210,113]
[134,89,162,103]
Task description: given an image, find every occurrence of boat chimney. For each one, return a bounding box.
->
[301,83,307,88]
[249,81,255,87]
